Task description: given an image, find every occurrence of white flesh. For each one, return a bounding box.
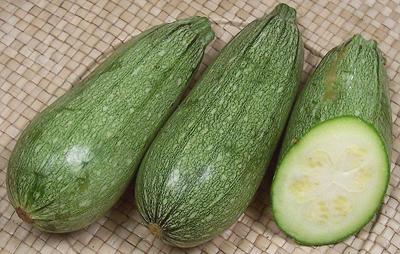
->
[272,117,388,245]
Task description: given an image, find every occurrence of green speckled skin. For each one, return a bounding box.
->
[135,4,303,247]
[279,34,392,159]
[272,35,392,245]
[6,17,214,233]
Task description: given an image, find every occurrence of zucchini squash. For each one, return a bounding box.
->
[6,17,214,232]
[135,4,303,247]
[271,34,392,245]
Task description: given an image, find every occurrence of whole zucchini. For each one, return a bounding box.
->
[6,17,214,232]
[135,4,303,247]
[271,35,392,245]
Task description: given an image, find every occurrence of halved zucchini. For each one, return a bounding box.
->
[271,34,392,245]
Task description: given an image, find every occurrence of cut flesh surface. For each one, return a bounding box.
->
[272,117,389,245]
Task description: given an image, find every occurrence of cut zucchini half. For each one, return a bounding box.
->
[272,116,389,245]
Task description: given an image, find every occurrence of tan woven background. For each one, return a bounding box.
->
[1,0,400,253]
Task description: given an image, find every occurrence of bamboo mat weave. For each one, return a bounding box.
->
[1,0,400,253]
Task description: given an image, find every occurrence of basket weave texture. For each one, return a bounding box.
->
[1,0,400,253]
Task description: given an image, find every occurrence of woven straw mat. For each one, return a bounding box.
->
[1,0,400,253]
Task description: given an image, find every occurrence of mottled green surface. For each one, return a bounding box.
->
[7,17,214,233]
[272,35,392,245]
[135,4,303,247]
[279,35,392,158]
